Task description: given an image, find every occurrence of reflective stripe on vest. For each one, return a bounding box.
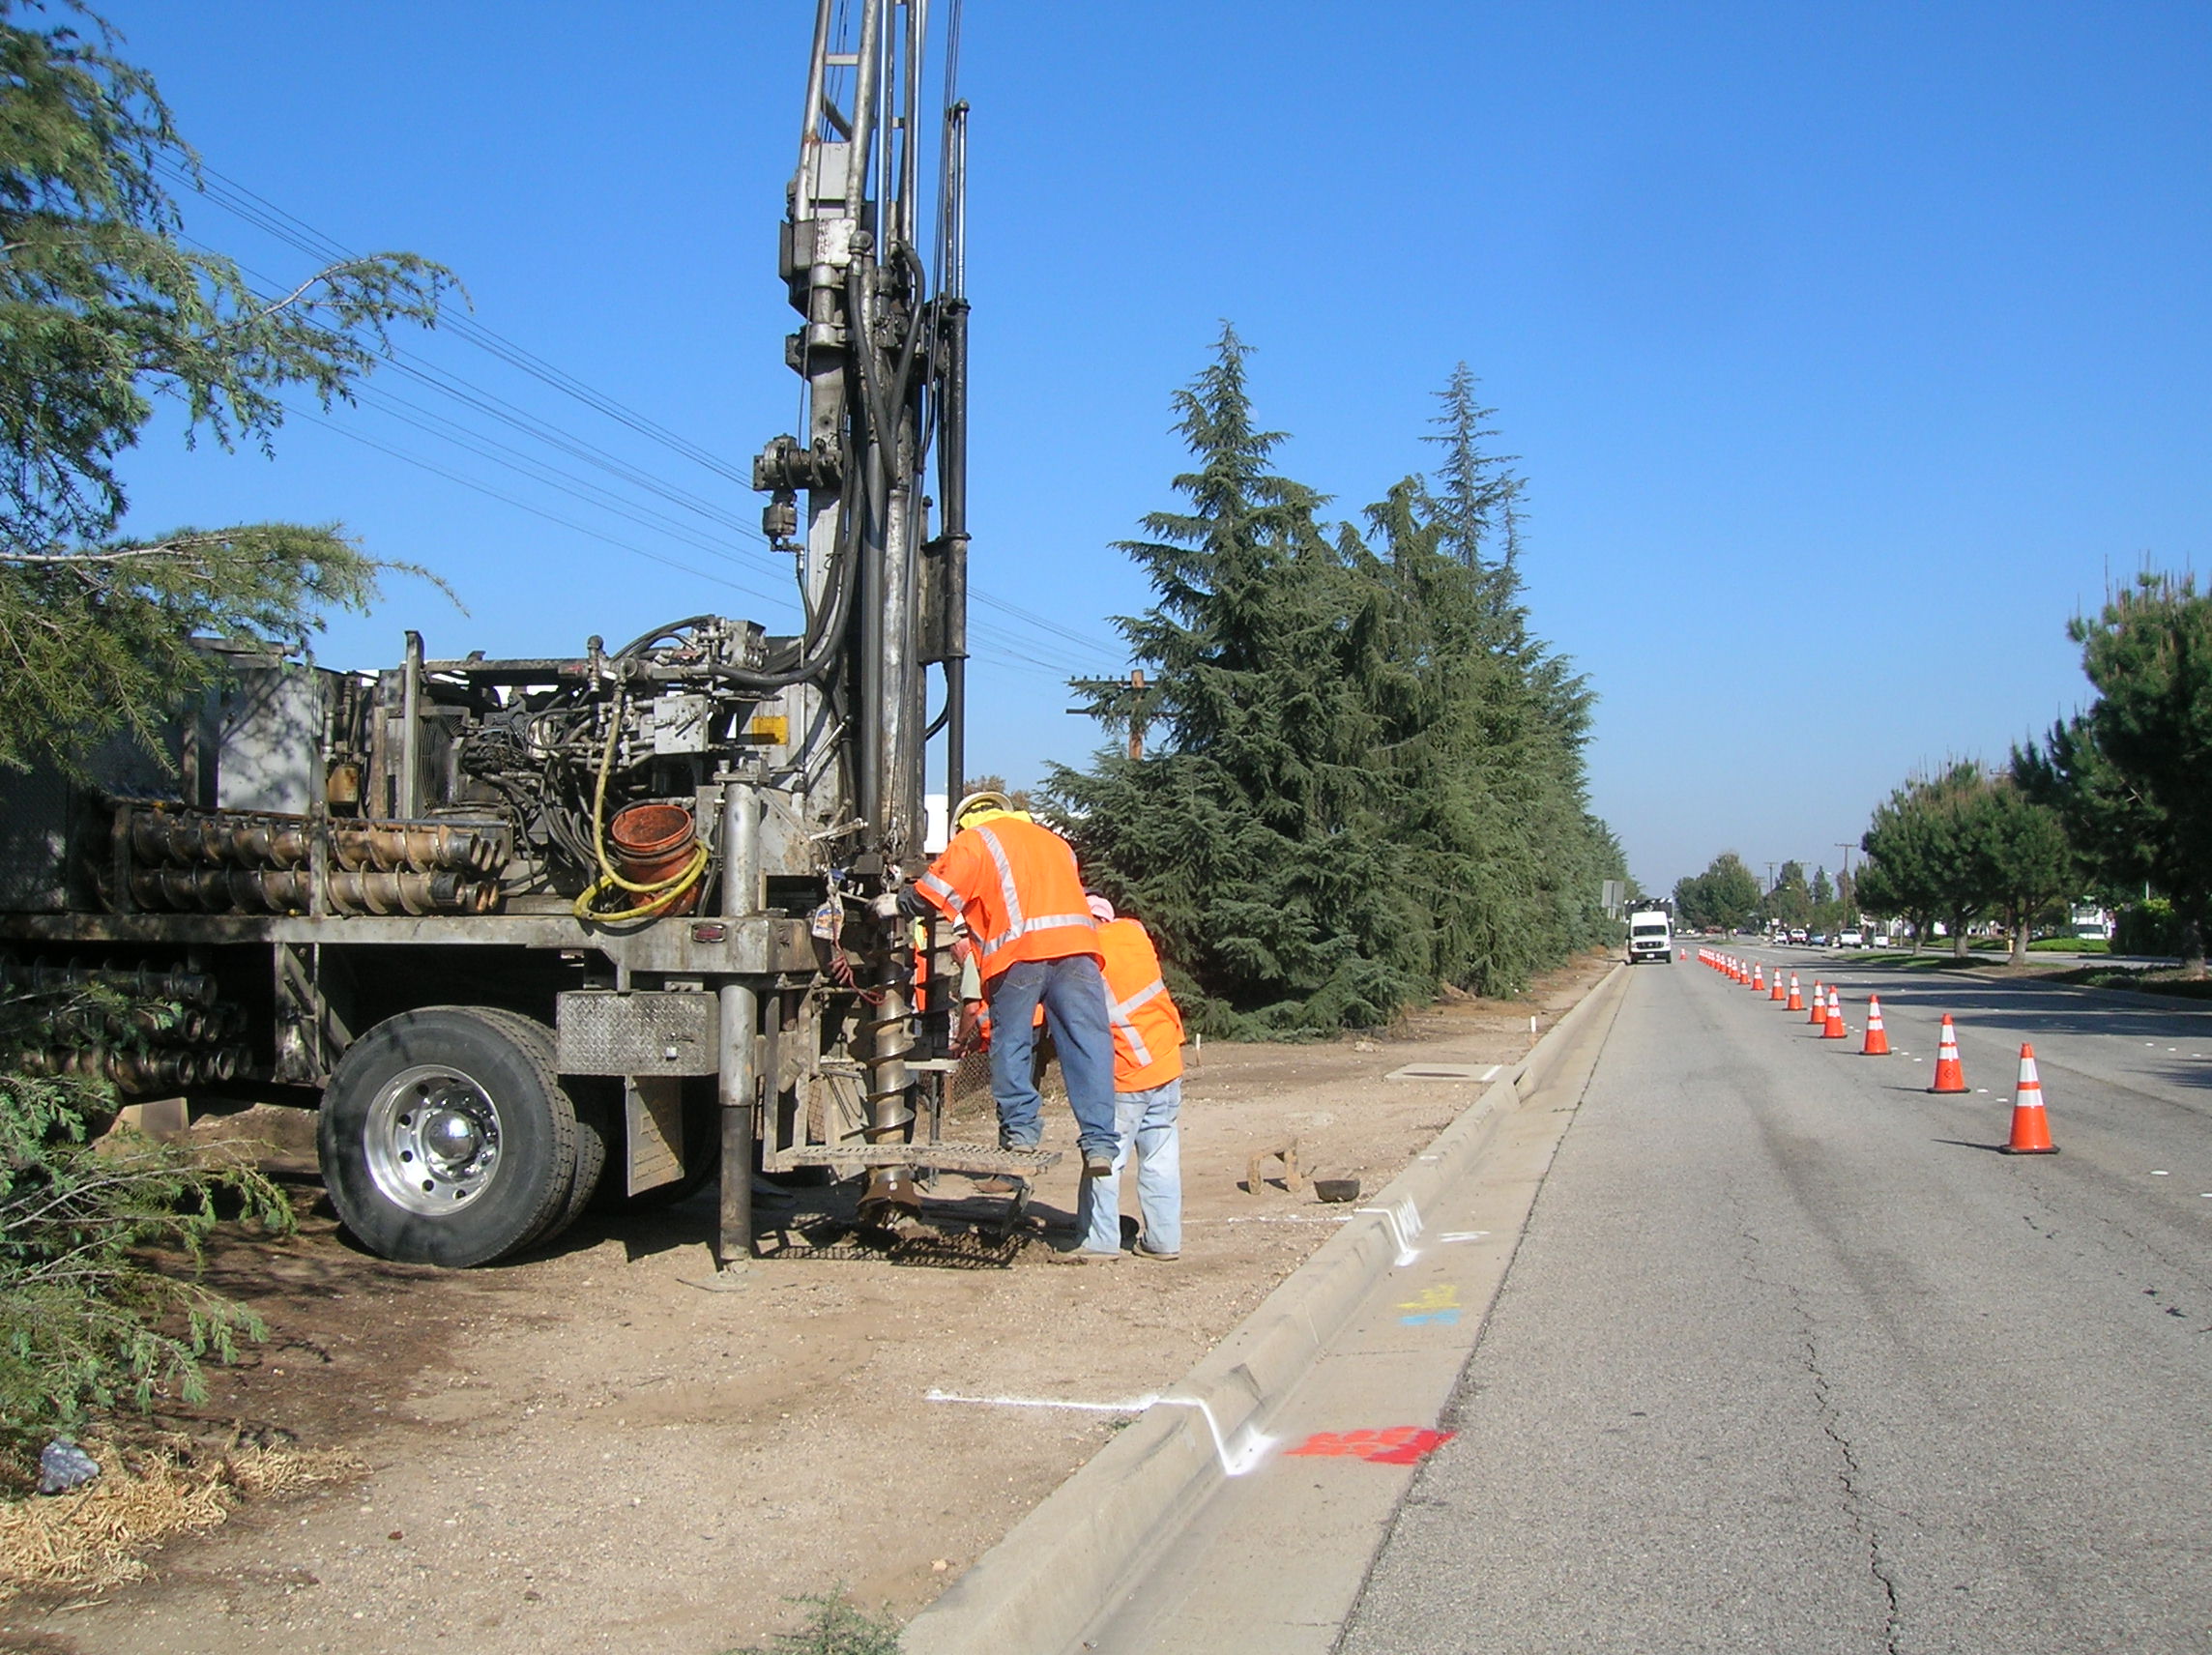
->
[1108,976,1168,1069]
[972,825,1094,962]
[919,870,965,915]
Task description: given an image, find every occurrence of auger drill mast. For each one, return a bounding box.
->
[754,0,970,1230]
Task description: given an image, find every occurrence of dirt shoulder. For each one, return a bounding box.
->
[1,951,1615,1655]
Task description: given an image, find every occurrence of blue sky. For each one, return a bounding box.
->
[91,1,2212,894]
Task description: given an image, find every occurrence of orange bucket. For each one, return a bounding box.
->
[608,801,700,916]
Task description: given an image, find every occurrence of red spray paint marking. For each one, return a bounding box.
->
[1284,1426,1455,1466]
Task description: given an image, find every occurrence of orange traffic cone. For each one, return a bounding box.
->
[1861,995,1890,1055]
[1786,973,1804,1011]
[1821,985,1847,1038]
[1751,963,1764,994]
[1770,969,1787,1002]
[1929,1014,1967,1093]
[1808,981,1826,1025]
[2001,1043,2057,1154]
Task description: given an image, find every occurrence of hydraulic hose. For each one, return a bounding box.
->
[570,682,711,923]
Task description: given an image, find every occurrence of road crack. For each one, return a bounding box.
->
[1732,1197,1905,1654]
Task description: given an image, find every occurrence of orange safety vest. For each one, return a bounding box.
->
[1095,916,1183,1091]
[916,815,1100,981]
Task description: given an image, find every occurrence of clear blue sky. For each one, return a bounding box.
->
[93,1,2212,895]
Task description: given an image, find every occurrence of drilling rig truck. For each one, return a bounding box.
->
[0,0,1027,1269]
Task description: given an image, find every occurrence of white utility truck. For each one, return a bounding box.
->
[1627,907,1673,965]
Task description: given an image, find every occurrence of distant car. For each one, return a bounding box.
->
[1872,933,1892,948]
[1837,929,1865,948]
[1808,933,1828,947]
[1789,929,1808,944]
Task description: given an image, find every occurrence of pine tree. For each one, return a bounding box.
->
[1048,328,1421,1031]
[2017,571,2212,975]
[1051,341,1621,1028]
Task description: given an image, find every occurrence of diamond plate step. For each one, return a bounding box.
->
[785,1142,1062,1176]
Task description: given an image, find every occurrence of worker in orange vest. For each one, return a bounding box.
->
[892,792,1119,1175]
[1069,895,1184,1262]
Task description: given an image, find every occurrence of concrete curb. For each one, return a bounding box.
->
[901,962,1632,1655]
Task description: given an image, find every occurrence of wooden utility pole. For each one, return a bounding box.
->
[1067,668,1159,760]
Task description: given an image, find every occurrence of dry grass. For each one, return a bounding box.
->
[0,1438,358,1603]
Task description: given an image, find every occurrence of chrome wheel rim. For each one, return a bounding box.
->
[364,1063,503,1215]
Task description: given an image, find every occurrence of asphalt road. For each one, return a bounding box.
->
[1336,953,2212,1655]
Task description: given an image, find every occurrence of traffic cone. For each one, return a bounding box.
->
[1861,996,1890,1055]
[1752,963,1764,994]
[1786,973,1804,1012]
[1808,981,1826,1025]
[1929,1014,1967,1093]
[1821,985,1847,1038]
[1770,969,1787,1002]
[2001,1043,2057,1154]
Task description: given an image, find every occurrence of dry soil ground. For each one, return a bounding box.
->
[0,952,1615,1655]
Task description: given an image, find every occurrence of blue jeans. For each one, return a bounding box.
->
[1076,1079,1182,1256]
[987,954,1120,1159]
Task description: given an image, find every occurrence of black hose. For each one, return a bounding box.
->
[612,617,716,659]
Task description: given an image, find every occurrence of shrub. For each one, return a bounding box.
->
[1,980,292,1469]
[726,1591,903,1655]
[2113,899,2184,956]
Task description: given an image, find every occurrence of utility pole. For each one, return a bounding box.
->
[1067,668,1159,760]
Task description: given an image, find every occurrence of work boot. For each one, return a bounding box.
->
[1050,1246,1123,1265]
[1082,1148,1116,1177]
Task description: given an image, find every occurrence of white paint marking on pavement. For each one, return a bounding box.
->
[926,1387,1160,1414]
[1355,1198,1424,1267]
[922,1389,1271,1476]
[1440,1231,1492,1243]
[1208,1213,1356,1226]
[1156,1396,1274,1477]
[2153,1171,2169,1176]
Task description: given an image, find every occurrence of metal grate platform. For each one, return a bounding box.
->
[783,1142,1062,1176]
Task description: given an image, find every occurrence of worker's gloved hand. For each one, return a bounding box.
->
[866,890,903,920]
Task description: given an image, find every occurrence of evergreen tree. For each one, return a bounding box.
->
[1049,338,1619,1030]
[1048,328,1420,1031]
[2017,571,2212,976]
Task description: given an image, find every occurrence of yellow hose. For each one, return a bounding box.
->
[571,683,712,922]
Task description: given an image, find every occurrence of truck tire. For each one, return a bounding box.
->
[318,1006,582,1267]
[542,1073,613,1243]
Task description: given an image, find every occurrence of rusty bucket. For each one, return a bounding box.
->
[608,801,701,915]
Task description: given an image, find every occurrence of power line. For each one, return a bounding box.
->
[168,159,1132,669]
[287,404,795,613]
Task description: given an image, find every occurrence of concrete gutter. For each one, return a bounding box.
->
[902,962,1632,1655]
